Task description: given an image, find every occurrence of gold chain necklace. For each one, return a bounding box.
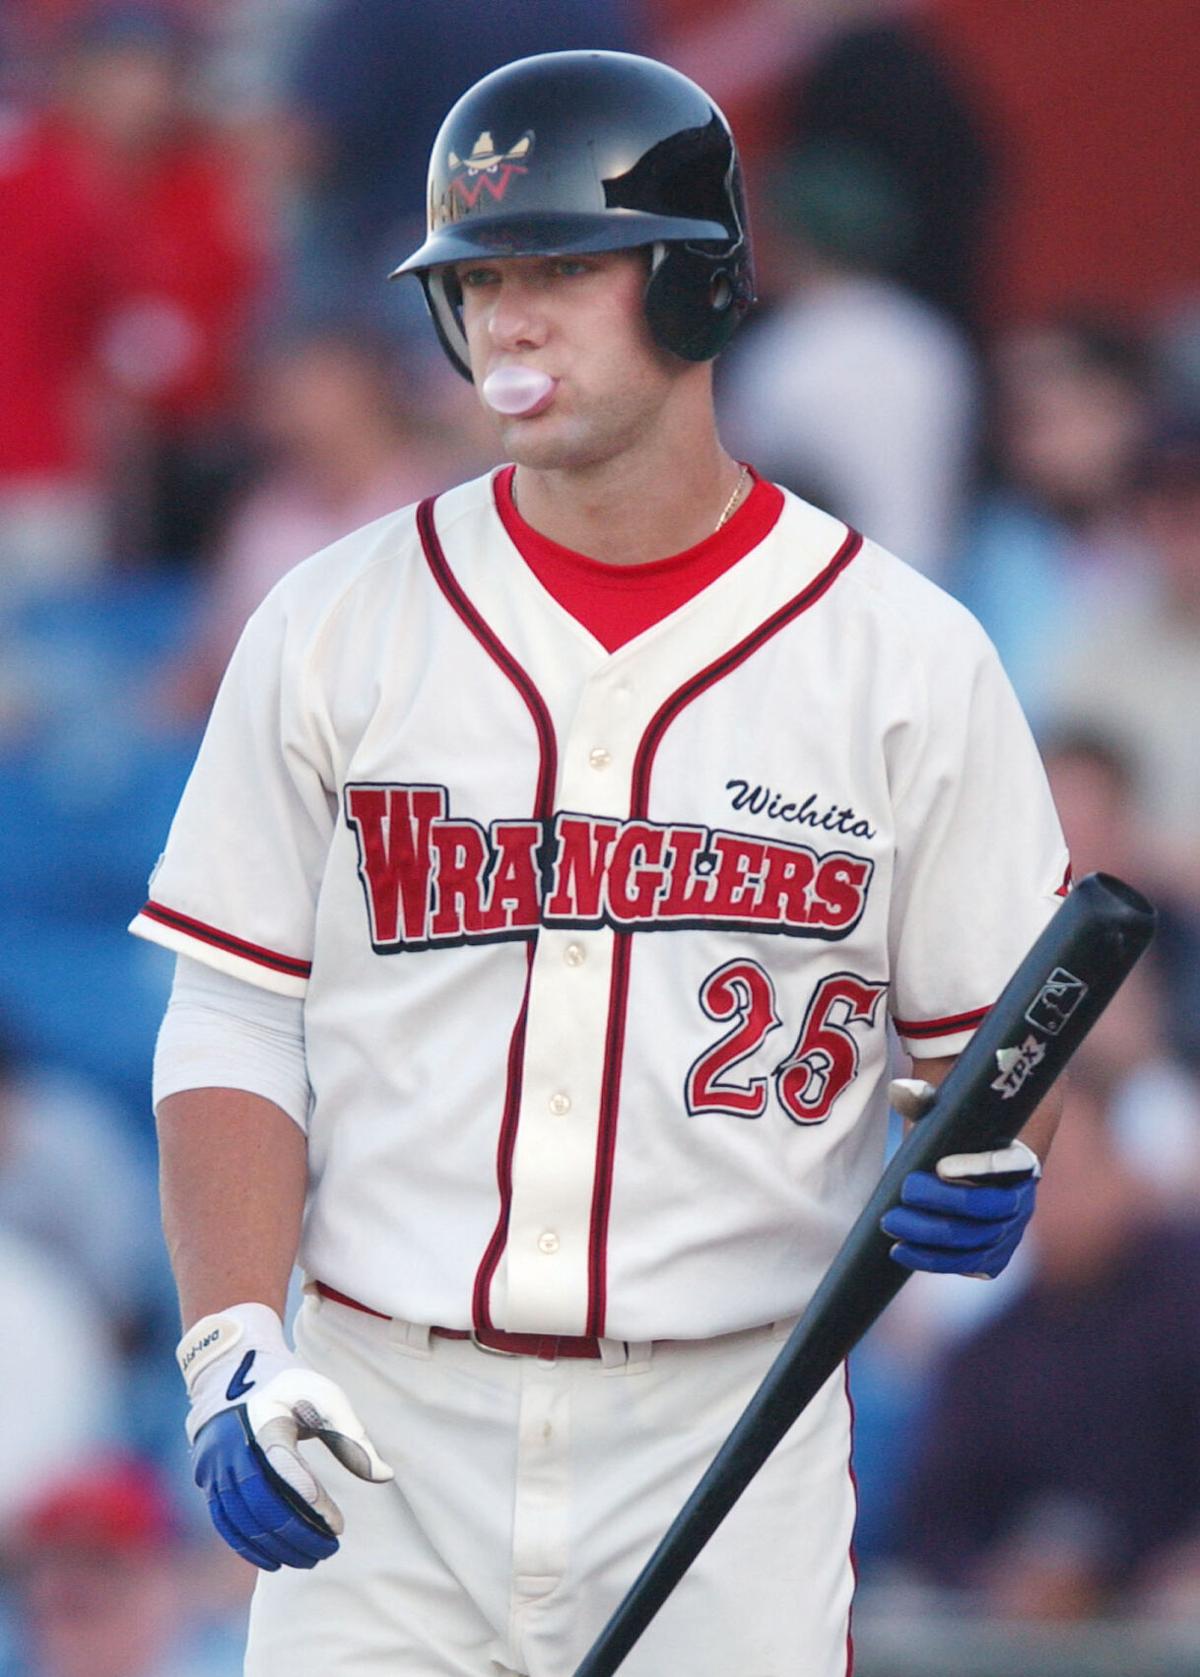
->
[511,462,749,534]
[714,463,748,532]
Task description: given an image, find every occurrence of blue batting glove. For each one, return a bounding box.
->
[177,1304,393,1570]
[883,1077,1041,1278]
[881,1159,1039,1277]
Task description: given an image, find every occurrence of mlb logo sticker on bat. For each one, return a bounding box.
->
[1025,967,1089,1035]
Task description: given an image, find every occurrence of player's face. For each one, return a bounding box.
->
[452,249,686,472]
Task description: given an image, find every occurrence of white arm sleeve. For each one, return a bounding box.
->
[152,955,311,1132]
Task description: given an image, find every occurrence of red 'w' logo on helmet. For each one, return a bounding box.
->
[448,129,533,208]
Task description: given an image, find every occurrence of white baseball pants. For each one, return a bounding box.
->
[244,1290,856,1676]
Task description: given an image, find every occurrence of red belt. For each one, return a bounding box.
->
[315,1282,603,1358]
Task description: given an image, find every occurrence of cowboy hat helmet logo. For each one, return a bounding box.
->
[448,130,534,208]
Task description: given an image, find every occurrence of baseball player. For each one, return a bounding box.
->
[135,51,1068,1677]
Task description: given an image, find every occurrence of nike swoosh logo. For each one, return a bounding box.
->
[225,1350,256,1401]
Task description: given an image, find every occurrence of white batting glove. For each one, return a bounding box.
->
[178,1303,393,1570]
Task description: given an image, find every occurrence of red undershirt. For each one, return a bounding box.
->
[493,464,785,652]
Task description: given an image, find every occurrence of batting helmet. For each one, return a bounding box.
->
[390,50,754,379]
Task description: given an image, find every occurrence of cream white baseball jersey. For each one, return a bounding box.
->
[131,468,1068,1342]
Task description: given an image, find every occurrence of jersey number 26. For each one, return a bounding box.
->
[686,962,886,1124]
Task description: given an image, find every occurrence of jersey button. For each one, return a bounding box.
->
[587,746,612,770]
[537,1231,560,1255]
[563,943,586,967]
[548,1092,571,1116]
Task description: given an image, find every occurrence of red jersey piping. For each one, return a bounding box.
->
[415,495,558,1335]
[892,1005,990,1040]
[587,524,865,1336]
[137,901,312,978]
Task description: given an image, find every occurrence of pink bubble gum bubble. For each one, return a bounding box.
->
[482,365,557,417]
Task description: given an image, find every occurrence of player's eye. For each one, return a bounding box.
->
[551,257,591,278]
[457,265,499,290]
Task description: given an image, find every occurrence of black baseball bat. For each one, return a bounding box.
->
[573,871,1156,1677]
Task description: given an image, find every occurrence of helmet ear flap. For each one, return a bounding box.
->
[644,244,751,362]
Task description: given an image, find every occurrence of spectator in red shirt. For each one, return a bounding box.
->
[0,92,109,592]
[0,7,269,589]
[62,7,268,564]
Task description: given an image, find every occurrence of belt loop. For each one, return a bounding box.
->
[624,1339,652,1373]
[601,1337,652,1373]
[393,1317,433,1355]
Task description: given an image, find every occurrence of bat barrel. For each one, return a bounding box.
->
[572,873,1155,1677]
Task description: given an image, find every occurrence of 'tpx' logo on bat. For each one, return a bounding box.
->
[1025,966,1089,1036]
[448,129,533,208]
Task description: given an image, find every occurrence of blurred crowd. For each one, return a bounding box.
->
[0,3,1197,1673]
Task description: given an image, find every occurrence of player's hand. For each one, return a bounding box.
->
[177,1303,393,1570]
[881,1077,1041,1279]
